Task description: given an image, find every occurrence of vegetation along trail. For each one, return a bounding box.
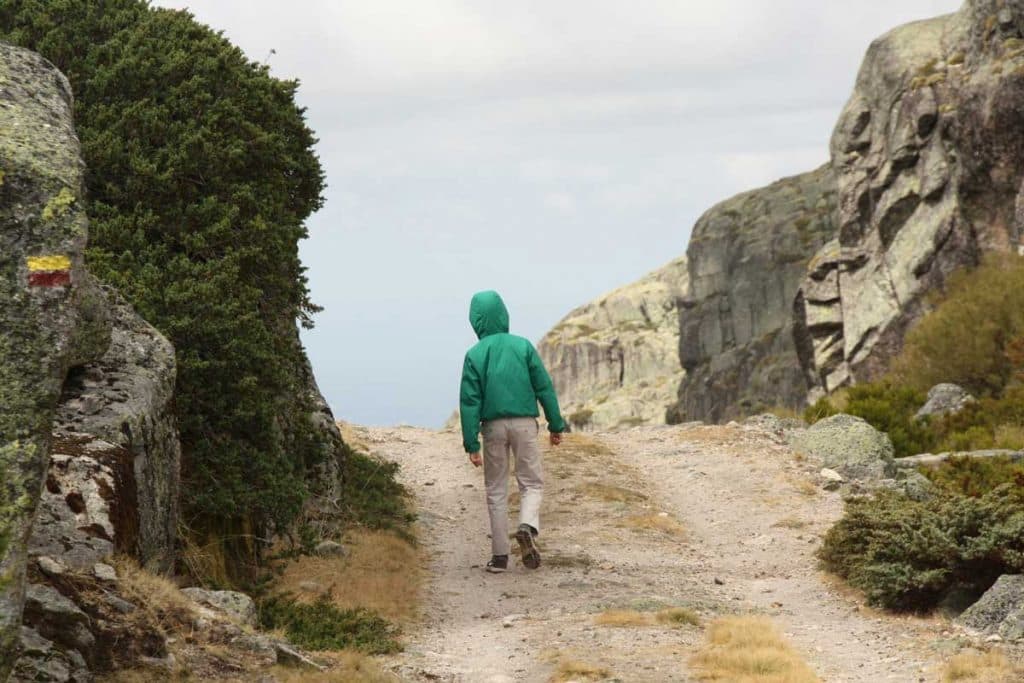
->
[364,420,953,682]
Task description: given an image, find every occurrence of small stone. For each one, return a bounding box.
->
[985,634,1003,643]
[502,614,526,628]
[275,641,326,670]
[714,577,725,585]
[314,540,347,558]
[93,562,118,582]
[36,556,66,578]
[103,594,138,615]
[298,580,323,593]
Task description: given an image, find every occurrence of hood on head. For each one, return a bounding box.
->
[469,290,509,339]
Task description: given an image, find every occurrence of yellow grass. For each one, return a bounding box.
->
[272,530,422,624]
[112,557,196,632]
[595,607,700,628]
[550,660,611,682]
[617,513,686,538]
[943,651,1023,682]
[791,478,819,498]
[267,651,399,682]
[691,616,820,682]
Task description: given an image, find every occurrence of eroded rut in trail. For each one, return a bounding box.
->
[364,422,949,683]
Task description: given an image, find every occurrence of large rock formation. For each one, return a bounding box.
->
[0,44,111,677]
[54,287,179,573]
[795,1,1024,396]
[669,166,837,422]
[538,259,688,430]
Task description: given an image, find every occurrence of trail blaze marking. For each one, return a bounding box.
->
[26,255,71,287]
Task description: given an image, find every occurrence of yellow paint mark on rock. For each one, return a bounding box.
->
[26,255,71,271]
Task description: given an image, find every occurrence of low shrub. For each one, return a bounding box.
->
[804,382,935,457]
[258,594,402,654]
[922,455,1024,498]
[891,254,1024,396]
[819,482,1024,611]
[339,447,416,540]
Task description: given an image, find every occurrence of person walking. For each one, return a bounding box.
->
[459,290,566,573]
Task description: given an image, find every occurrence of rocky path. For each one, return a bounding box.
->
[362,421,948,682]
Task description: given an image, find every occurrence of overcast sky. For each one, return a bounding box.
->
[151,0,961,427]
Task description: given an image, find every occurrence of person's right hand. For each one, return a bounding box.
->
[549,432,562,446]
[469,452,482,467]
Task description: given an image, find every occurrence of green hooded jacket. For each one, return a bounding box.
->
[460,290,566,453]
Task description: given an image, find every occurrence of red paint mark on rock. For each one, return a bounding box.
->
[29,270,71,287]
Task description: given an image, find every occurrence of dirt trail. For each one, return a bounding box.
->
[360,421,949,683]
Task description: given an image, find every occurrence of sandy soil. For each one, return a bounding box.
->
[359,421,955,683]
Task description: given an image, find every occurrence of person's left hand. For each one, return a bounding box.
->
[469,452,482,467]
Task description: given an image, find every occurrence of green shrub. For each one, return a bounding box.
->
[804,382,935,457]
[922,455,1024,498]
[819,483,1024,611]
[259,595,401,654]
[340,448,416,540]
[932,385,1024,452]
[892,254,1024,396]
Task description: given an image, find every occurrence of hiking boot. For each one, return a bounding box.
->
[515,523,541,569]
[485,555,508,573]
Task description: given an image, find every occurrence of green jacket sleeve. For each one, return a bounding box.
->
[527,344,566,433]
[459,354,483,452]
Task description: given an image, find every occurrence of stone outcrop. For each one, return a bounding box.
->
[669,166,837,423]
[0,43,111,678]
[55,287,179,573]
[914,383,975,420]
[956,574,1024,641]
[788,413,896,481]
[538,258,688,431]
[795,1,1024,397]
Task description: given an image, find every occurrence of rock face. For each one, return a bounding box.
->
[914,383,975,420]
[788,413,896,481]
[795,2,1024,397]
[538,259,688,431]
[669,166,838,423]
[55,287,179,573]
[0,43,111,677]
[28,434,140,572]
[956,574,1024,641]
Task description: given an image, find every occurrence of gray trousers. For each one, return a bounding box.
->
[482,417,543,556]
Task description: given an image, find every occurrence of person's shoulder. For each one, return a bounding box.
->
[507,334,537,351]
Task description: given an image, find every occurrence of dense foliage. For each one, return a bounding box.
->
[892,254,1024,396]
[259,595,402,654]
[819,459,1024,611]
[0,1,327,572]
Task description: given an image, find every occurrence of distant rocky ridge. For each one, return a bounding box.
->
[537,258,687,431]
[543,0,1024,425]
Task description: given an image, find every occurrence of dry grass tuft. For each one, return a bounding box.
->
[691,616,820,682]
[943,651,1023,682]
[791,478,819,498]
[577,483,648,503]
[656,607,701,627]
[272,530,422,624]
[595,609,651,627]
[617,513,686,538]
[112,557,196,632]
[595,607,700,629]
[337,421,375,454]
[550,659,611,682]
